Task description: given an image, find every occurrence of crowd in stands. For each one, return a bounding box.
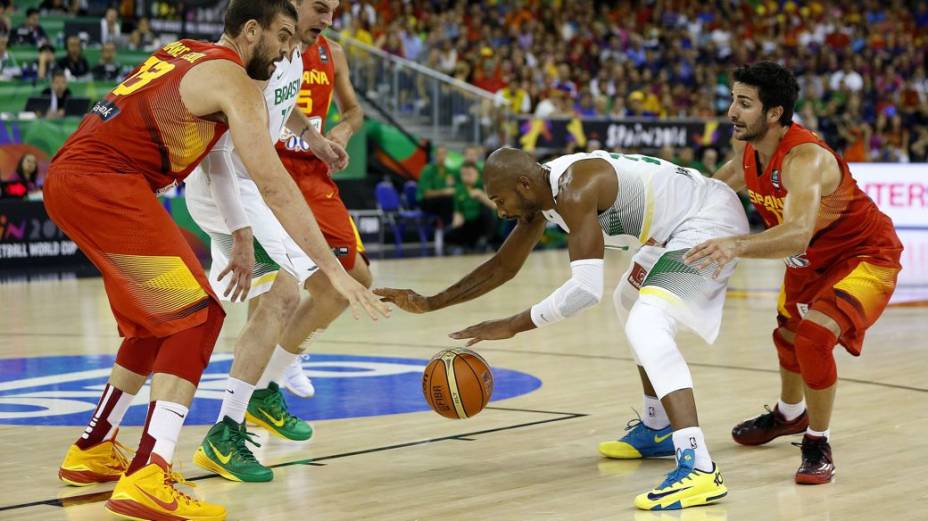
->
[339,0,928,163]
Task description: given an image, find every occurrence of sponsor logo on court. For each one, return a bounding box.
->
[0,354,541,426]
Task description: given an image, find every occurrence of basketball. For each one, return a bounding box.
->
[423,348,494,419]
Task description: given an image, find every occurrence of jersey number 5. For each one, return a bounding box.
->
[113,57,176,96]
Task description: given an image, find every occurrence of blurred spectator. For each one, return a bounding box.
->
[676,147,705,173]
[463,145,485,172]
[41,70,71,119]
[416,145,457,226]
[0,0,10,36]
[56,36,90,80]
[39,0,70,15]
[92,41,126,81]
[100,7,122,45]
[128,17,157,51]
[0,33,21,80]
[701,148,720,176]
[447,161,497,251]
[20,42,57,82]
[13,8,48,46]
[14,153,41,193]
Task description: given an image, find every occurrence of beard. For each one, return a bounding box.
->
[734,117,770,142]
[245,39,275,81]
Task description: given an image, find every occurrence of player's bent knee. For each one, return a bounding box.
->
[773,327,800,373]
[151,299,225,386]
[624,302,692,398]
[306,270,349,305]
[115,337,160,377]
[794,319,839,390]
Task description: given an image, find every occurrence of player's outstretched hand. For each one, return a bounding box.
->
[684,237,738,279]
[449,318,516,347]
[218,228,255,302]
[373,288,432,314]
[331,271,391,321]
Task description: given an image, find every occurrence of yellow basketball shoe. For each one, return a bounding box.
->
[58,434,132,486]
[634,449,727,510]
[105,455,226,521]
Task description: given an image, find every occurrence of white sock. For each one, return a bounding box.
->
[256,345,299,388]
[217,377,255,424]
[104,391,134,440]
[673,426,713,473]
[806,427,830,440]
[777,399,806,421]
[148,401,188,464]
[641,395,670,430]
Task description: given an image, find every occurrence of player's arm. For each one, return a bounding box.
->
[686,144,834,275]
[449,162,606,346]
[712,138,747,192]
[199,132,254,302]
[374,214,546,313]
[181,59,388,320]
[326,41,363,149]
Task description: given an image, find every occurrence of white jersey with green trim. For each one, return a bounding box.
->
[541,151,710,249]
[229,46,304,180]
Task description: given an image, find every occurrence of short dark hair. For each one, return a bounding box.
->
[26,7,39,17]
[460,161,478,171]
[223,0,298,38]
[732,62,799,126]
[51,69,66,79]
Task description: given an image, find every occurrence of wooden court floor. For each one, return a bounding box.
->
[0,251,926,521]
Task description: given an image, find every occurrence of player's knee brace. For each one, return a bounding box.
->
[773,327,800,373]
[793,320,839,390]
[151,299,225,386]
[624,301,692,399]
[115,337,160,376]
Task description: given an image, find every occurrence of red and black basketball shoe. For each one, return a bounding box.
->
[731,404,809,446]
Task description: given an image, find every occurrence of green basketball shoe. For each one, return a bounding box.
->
[245,382,313,441]
[193,416,273,482]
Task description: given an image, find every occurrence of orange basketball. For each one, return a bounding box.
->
[423,348,494,419]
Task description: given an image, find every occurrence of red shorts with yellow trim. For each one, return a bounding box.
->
[279,155,366,271]
[777,249,902,356]
[44,171,222,338]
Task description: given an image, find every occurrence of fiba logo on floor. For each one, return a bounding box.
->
[0,353,541,426]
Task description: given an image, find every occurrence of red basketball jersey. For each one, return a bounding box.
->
[277,35,336,158]
[51,40,243,193]
[743,123,900,270]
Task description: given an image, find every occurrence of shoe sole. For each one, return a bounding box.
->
[106,498,226,521]
[245,412,313,441]
[636,486,729,510]
[58,467,121,486]
[795,471,835,485]
[192,447,272,483]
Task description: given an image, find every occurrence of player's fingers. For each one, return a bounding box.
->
[448,328,474,339]
[466,338,483,347]
[356,291,380,321]
[367,292,391,318]
[347,295,361,320]
[239,273,251,302]
[217,264,231,282]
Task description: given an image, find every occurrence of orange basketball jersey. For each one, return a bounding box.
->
[742,123,900,270]
[51,40,242,193]
[277,35,336,158]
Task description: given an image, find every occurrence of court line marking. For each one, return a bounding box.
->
[318,339,928,394]
[0,407,587,513]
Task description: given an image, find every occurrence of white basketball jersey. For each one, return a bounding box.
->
[229,47,304,179]
[541,151,710,249]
